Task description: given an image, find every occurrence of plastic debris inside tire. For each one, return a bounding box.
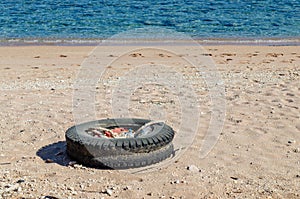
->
[65,118,175,169]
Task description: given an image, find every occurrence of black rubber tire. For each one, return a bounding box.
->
[65,118,175,158]
[67,143,174,169]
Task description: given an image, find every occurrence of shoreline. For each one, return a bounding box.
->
[1,37,300,46]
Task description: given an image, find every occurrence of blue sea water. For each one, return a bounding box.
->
[0,0,299,42]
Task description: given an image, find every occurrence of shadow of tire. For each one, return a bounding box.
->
[36,141,72,166]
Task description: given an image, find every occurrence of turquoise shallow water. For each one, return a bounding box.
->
[0,0,299,42]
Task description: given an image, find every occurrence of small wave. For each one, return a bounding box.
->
[0,38,103,46]
[198,38,300,46]
[0,38,300,46]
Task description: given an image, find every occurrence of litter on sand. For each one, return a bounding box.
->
[84,120,165,139]
[85,127,134,138]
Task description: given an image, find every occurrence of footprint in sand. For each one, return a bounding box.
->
[158,53,171,58]
[201,53,213,56]
[246,53,259,57]
[220,53,236,57]
[246,66,253,70]
[129,53,144,57]
[286,99,294,103]
[262,59,275,63]
[266,53,283,57]
[281,59,295,63]
[217,61,227,64]
[239,60,250,64]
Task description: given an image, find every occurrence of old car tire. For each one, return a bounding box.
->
[65,118,175,168]
[68,143,174,169]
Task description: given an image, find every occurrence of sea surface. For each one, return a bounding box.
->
[0,0,299,44]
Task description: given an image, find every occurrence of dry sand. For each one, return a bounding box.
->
[0,44,299,199]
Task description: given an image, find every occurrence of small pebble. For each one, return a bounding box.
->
[123,186,131,190]
[73,164,83,169]
[187,165,200,172]
[17,187,22,192]
[71,191,77,195]
[105,188,113,196]
[45,159,54,163]
[293,148,300,153]
[230,177,239,180]
[41,196,59,199]
[16,179,25,184]
[5,184,19,192]
[68,161,77,166]
[170,180,180,184]
[288,140,296,144]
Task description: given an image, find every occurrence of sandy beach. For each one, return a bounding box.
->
[0,44,299,198]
